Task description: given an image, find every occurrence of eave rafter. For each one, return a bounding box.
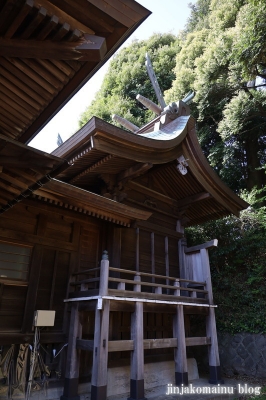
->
[70,154,114,184]
[0,34,107,61]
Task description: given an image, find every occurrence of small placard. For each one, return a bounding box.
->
[34,310,55,327]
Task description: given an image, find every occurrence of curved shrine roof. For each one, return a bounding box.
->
[52,115,248,226]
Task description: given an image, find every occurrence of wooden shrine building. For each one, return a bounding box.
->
[0,1,248,400]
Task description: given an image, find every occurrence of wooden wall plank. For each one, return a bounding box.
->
[21,244,43,333]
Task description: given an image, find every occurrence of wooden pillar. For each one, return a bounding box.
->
[136,228,139,272]
[99,251,109,296]
[200,248,224,384]
[206,308,224,384]
[165,236,169,290]
[91,300,110,400]
[151,232,155,280]
[178,238,187,280]
[128,301,146,400]
[173,305,188,386]
[61,303,81,400]
[110,227,121,288]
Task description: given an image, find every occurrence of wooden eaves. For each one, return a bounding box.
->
[32,178,151,226]
[0,134,69,214]
[0,0,151,144]
[0,135,151,225]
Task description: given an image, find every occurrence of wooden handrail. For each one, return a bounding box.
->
[108,277,207,293]
[70,258,208,299]
[109,267,205,286]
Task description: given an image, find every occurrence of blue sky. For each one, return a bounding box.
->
[29,0,195,153]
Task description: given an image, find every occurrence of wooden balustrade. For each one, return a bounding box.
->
[69,260,208,302]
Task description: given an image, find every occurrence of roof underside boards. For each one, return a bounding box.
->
[0,134,69,214]
[0,0,150,144]
[51,116,248,226]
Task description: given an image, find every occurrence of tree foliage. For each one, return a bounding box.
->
[165,0,266,193]
[79,33,179,129]
[174,0,266,334]
[186,189,266,333]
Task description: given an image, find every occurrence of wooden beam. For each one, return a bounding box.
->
[109,340,134,352]
[144,338,176,350]
[0,0,18,29]
[185,239,218,254]
[4,0,34,39]
[0,35,107,61]
[52,22,70,40]
[108,301,208,314]
[37,15,59,40]
[117,162,153,183]
[47,0,119,33]
[34,0,95,33]
[186,337,211,346]
[0,181,21,195]
[127,182,211,209]
[21,6,47,39]
[107,288,208,304]
[177,192,212,207]
[126,181,179,207]
[76,337,211,353]
[86,0,137,27]
[0,156,54,169]
[134,221,183,239]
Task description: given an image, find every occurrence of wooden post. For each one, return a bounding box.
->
[91,300,110,400]
[200,248,224,384]
[128,301,146,400]
[129,273,146,400]
[178,238,187,280]
[110,227,121,288]
[165,236,169,291]
[61,303,81,400]
[173,279,180,296]
[134,274,141,292]
[206,307,224,384]
[173,305,188,386]
[99,250,109,296]
[136,228,140,272]
[151,232,155,281]
[178,237,188,298]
